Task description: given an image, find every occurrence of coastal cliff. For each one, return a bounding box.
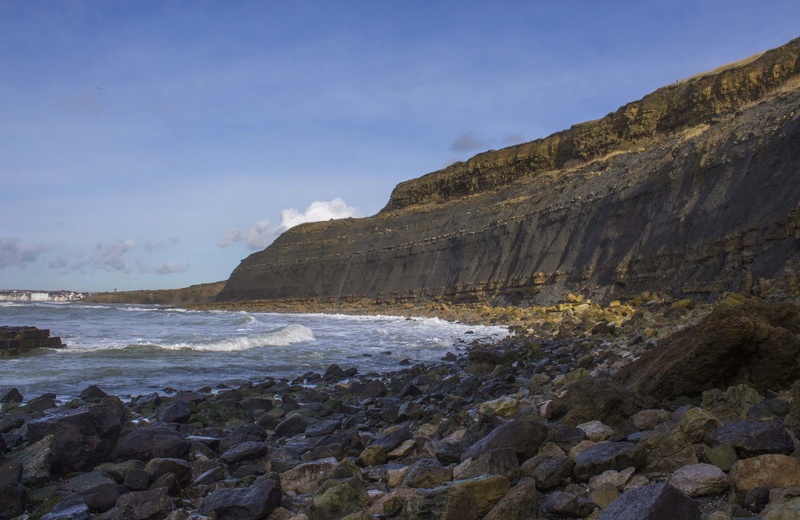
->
[217,38,800,306]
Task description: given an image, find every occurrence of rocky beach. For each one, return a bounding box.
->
[4,294,800,519]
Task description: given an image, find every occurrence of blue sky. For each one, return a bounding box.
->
[1,1,798,292]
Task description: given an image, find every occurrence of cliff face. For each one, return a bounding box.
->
[217,38,800,305]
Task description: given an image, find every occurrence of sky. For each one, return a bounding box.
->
[1,1,798,292]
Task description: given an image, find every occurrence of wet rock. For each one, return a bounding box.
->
[540,491,597,518]
[305,418,342,438]
[573,442,646,482]
[668,463,730,497]
[461,418,547,462]
[704,419,793,458]
[198,478,281,519]
[41,494,90,520]
[112,423,191,461]
[80,385,109,401]
[547,422,586,452]
[598,483,700,519]
[309,477,370,520]
[375,427,413,453]
[743,486,771,514]
[124,467,151,491]
[546,377,642,430]
[453,448,519,480]
[405,458,453,488]
[482,477,541,520]
[25,396,129,473]
[730,454,800,492]
[0,387,24,406]
[63,470,119,511]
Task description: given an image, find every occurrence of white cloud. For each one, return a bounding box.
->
[0,238,49,268]
[279,198,358,230]
[90,240,137,272]
[218,198,359,251]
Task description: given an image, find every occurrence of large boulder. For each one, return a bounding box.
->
[704,419,793,458]
[461,419,547,462]
[25,397,129,473]
[112,423,191,462]
[613,302,800,401]
[403,475,511,520]
[199,478,282,519]
[598,483,700,519]
[544,378,642,430]
[729,454,800,492]
[573,442,647,482]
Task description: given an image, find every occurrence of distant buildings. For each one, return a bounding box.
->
[0,290,87,302]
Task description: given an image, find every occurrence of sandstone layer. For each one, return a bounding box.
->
[218,38,800,305]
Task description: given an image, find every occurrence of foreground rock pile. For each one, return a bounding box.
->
[3,298,800,519]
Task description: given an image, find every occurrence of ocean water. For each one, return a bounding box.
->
[0,301,508,401]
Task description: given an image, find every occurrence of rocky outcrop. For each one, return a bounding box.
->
[217,38,800,306]
[85,281,226,306]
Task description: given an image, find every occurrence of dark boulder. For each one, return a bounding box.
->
[199,478,282,519]
[704,419,794,458]
[112,423,191,462]
[573,442,647,482]
[598,483,700,519]
[461,419,548,462]
[545,378,642,430]
[113,485,175,519]
[540,491,597,518]
[63,470,119,512]
[220,441,270,464]
[25,396,129,473]
[41,493,90,520]
[157,400,192,424]
[614,302,800,401]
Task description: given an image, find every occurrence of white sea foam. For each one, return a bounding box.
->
[161,324,314,351]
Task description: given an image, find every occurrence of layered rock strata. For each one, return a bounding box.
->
[218,38,800,305]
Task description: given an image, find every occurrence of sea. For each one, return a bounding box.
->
[0,301,508,402]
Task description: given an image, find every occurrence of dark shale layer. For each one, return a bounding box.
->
[217,38,800,306]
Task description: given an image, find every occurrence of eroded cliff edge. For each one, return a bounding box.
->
[217,38,800,306]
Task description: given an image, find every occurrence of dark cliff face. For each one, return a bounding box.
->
[217,39,800,305]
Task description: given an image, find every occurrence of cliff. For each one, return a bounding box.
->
[217,38,800,306]
[85,281,226,306]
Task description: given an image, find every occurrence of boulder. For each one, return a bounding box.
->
[41,494,90,520]
[404,475,511,520]
[545,378,642,430]
[144,458,192,488]
[578,420,614,441]
[405,458,452,488]
[219,441,269,464]
[112,423,191,461]
[461,418,547,462]
[540,491,597,518]
[701,385,762,423]
[613,302,800,401]
[114,486,176,519]
[25,396,128,473]
[668,463,730,497]
[573,442,646,482]
[482,477,541,520]
[199,478,281,519]
[640,427,698,474]
[309,477,370,520]
[453,448,519,481]
[678,407,722,443]
[13,433,55,487]
[631,409,672,431]
[704,419,793,458]
[280,457,339,495]
[598,483,700,519]
[0,460,24,517]
[729,454,800,492]
[157,400,192,424]
[526,456,574,491]
[63,470,119,511]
